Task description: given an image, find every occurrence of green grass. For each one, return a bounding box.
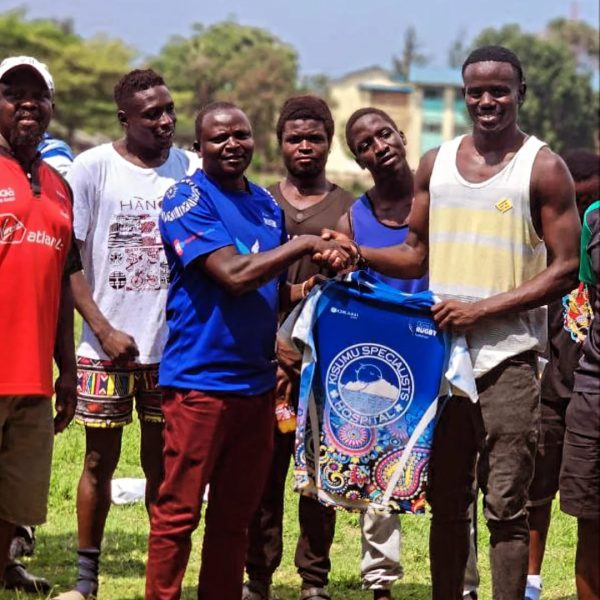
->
[0,315,579,599]
[0,419,579,600]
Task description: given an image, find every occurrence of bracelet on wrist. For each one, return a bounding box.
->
[350,241,367,269]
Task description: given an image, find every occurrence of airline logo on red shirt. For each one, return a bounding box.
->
[0,213,26,244]
[0,212,64,250]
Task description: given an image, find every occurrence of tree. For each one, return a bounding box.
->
[473,24,598,152]
[0,9,78,59]
[448,30,468,69]
[52,35,136,141]
[392,26,429,80]
[545,18,599,70]
[0,10,135,144]
[300,73,332,101]
[152,21,299,165]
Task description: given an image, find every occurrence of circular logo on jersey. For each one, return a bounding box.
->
[326,343,414,427]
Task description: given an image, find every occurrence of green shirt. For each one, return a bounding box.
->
[579,200,600,285]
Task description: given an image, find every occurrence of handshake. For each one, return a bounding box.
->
[308,228,362,271]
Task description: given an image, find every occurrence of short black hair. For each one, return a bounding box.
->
[276,95,334,144]
[195,101,240,136]
[345,107,399,154]
[114,69,166,109]
[562,148,599,182]
[462,45,524,83]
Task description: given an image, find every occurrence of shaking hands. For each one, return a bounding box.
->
[310,229,361,271]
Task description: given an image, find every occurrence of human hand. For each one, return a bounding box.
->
[300,274,327,298]
[54,371,77,434]
[309,237,352,271]
[275,366,293,405]
[431,299,486,331]
[98,328,139,363]
[320,228,360,255]
[276,338,301,404]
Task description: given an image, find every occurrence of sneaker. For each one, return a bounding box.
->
[242,580,278,600]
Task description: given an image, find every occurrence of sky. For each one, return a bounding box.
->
[1,0,598,77]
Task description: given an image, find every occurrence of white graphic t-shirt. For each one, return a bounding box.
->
[69,143,201,363]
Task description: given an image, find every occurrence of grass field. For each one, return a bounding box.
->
[0,418,579,600]
[0,315,580,600]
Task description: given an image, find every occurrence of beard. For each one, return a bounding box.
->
[10,129,44,149]
[9,114,47,150]
[286,158,326,179]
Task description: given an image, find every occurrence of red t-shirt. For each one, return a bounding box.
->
[0,153,73,396]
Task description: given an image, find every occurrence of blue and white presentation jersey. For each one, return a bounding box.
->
[283,271,476,513]
[159,169,287,394]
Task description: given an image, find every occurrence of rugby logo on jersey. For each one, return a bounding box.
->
[409,319,437,338]
[325,343,414,427]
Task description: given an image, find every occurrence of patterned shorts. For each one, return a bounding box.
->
[75,356,163,428]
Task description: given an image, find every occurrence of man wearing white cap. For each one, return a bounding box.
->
[0,56,78,587]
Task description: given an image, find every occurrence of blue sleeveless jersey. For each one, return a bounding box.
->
[352,194,429,293]
[291,271,448,513]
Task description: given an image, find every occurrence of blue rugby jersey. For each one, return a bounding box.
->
[287,271,450,513]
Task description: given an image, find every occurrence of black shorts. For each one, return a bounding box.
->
[527,397,568,506]
[560,391,600,520]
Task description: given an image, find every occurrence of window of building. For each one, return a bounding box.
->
[423,122,442,133]
[423,87,443,99]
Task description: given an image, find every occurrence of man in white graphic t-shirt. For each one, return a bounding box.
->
[53,69,200,600]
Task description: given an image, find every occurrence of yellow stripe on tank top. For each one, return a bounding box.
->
[429,206,541,247]
[430,242,524,292]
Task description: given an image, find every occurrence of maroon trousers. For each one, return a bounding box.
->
[145,389,275,600]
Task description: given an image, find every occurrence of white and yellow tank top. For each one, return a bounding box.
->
[429,135,547,376]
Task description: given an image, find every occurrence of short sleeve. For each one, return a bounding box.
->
[160,177,234,269]
[63,236,83,276]
[66,158,94,243]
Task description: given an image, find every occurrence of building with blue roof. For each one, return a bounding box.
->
[326,65,470,178]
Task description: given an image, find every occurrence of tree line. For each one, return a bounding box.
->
[0,9,597,166]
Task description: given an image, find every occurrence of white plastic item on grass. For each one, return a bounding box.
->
[111,478,146,505]
[110,479,211,505]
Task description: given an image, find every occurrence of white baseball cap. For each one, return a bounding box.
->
[0,56,54,95]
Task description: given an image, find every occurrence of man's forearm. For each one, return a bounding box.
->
[70,269,112,339]
[202,236,316,296]
[361,243,427,279]
[477,257,580,319]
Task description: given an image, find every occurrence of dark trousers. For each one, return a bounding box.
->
[428,352,540,600]
[246,426,336,588]
[145,389,275,600]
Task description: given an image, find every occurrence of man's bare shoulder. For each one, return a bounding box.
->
[532,145,573,194]
[533,145,565,171]
[420,146,440,168]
